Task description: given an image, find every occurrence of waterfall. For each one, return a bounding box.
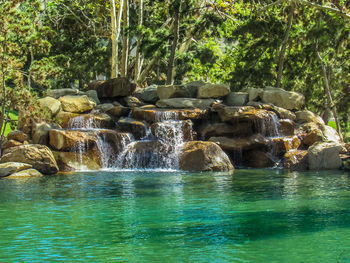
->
[254,111,280,138]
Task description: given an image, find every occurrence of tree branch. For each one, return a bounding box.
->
[300,0,350,19]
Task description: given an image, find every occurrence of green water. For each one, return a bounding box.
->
[1,169,350,262]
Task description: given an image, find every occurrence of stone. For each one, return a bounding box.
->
[0,162,32,177]
[123,96,144,107]
[247,88,264,102]
[38,96,61,116]
[308,142,343,170]
[295,110,325,125]
[132,108,209,122]
[7,130,29,143]
[199,122,253,140]
[32,122,58,145]
[53,151,101,171]
[197,83,230,99]
[284,150,309,171]
[117,118,147,139]
[278,119,295,136]
[85,90,100,104]
[59,95,96,113]
[56,111,81,128]
[184,81,206,97]
[88,77,136,98]
[134,85,159,103]
[18,111,33,134]
[157,85,191,100]
[49,129,97,151]
[156,98,215,109]
[261,87,305,110]
[270,136,301,155]
[224,92,248,106]
[7,169,43,178]
[67,113,114,129]
[323,125,342,144]
[106,106,131,118]
[0,144,58,174]
[269,106,296,121]
[45,88,82,99]
[96,103,115,112]
[3,140,22,150]
[299,122,324,146]
[209,134,267,151]
[179,141,234,171]
[245,150,275,168]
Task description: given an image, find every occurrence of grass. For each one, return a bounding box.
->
[1,111,18,137]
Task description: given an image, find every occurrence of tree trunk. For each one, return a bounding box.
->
[134,0,143,84]
[110,0,123,78]
[276,3,294,89]
[166,1,181,85]
[120,0,129,78]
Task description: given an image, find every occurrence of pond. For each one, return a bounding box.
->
[0,169,350,262]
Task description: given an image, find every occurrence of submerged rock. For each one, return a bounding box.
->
[0,162,32,177]
[0,144,58,175]
[308,142,342,170]
[179,141,234,171]
[59,95,96,113]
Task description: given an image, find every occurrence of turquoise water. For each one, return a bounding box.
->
[1,169,350,262]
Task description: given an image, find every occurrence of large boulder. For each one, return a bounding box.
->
[278,119,295,136]
[0,145,58,174]
[308,142,342,170]
[0,162,32,177]
[59,95,96,113]
[156,98,215,109]
[261,87,305,110]
[38,96,61,116]
[179,141,234,171]
[53,151,101,171]
[134,85,159,103]
[45,88,83,99]
[88,77,136,98]
[49,129,97,151]
[197,84,230,99]
[284,150,309,171]
[7,169,43,178]
[295,110,325,125]
[184,81,206,97]
[209,134,266,151]
[224,92,248,106]
[247,88,264,102]
[157,85,190,100]
[7,130,29,143]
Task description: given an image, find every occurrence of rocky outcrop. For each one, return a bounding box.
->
[38,96,61,116]
[179,141,234,171]
[59,95,96,113]
[295,110,324,125]
[156,98,215,109]
[197,84,230,99]
[184,81,205,97]
[261,87,305,110]
[308,142,343,170]
[284,150,309,171]
[0,145,58,174]
[157,85,190,99]
[88,77,135,98]
[0,162,32,177]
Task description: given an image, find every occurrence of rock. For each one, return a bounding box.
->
[157,85,191,99]
[0,144,58,174]
[49,129,97,151]
[156,98,215,109]
[197,83,230,99]
[45,88,82,99]
[67,113,114,129]
[7,130,29,143]
[295,110,325,125]
[209,134,266,151]
[199,122,253,140]
[245,150,275,168]
[224,92,248,106]
[56,111,81,128]
[261,87,305,110]
[323,125,342,144]
[278,119,295,136]
[38,96,61,116]
[134,85,159,103]
[123,96,144,107]
[132,108,209,122]
[7,169,43,178]
[3,140,22,150]
[179,141,234,171]
[59,95,96,113]
[151,120,193,141]
[184,81,206,97]
[96,103,115,112]
[247,88,264,102]
[32,122,57,145]
[0,162,32,177]
[269,106,296,121]
[17,111,33,134]
[85,90,100,104]
[284,150,309,171]
[53,151,101,171]
[88,77,136,98]
[106,105,131,118]
[299,122,324,146]
[117,118,147,139]
[308,142,343,170]
[270,136,301,154]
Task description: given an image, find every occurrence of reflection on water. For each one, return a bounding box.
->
[0,170,350,262]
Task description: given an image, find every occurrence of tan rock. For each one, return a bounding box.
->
[7,130,29,142]
[117,118,147,139]
[56,111,81,128]
[197,83,230,99]
[38,96,61,116]
[59,95,96,113]
[179,141,234,171]
[278,119,295,136]
[308,142,342,170]
[106,105,130,118]
[49,129,97,151]
[295,110,325,125]
[7,169,43,178]
[157,85,190,99]
[0,144,58,174]
[261,87,305,110]
[284,150,309,171]
[0,162,32,177]
[3,140,22,150]
[53,151,101,171]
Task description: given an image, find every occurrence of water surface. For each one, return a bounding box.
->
[0,169,350,262]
